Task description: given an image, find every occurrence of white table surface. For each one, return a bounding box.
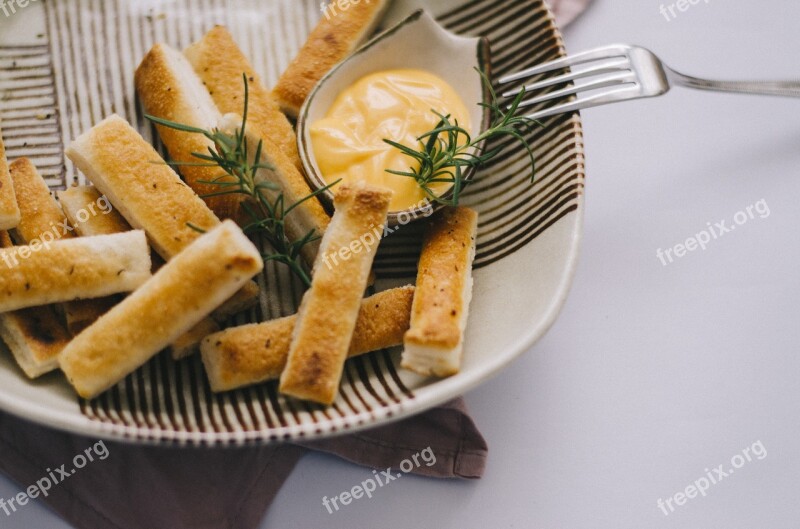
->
[4,0,800,527]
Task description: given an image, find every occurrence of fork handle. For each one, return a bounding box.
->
[668,70,800,98]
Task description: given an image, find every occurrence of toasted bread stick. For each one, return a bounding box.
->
[59,221,263,399]
[65,121,256,350]
[57,186,131,236]
[202,286,413,392]
[0,231,151,313]
[8,158,72,245]
[0,305,72,378]
[184,26,303,172]
[279,182,391,404]
[58,185,219,352]
[0,231,70,378]
[65,115,258,320]
[218,113,329,265]
[65,115,220,260]
[9,159,119,335]
[0,127,21,230]
[401,207,477,377]
[135,43,244,220]
[273,0,391,117]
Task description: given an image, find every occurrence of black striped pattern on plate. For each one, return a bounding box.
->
[0,44,64,186]
[0,0,583,444]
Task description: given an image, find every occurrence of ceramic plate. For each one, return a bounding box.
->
[0,0,584,444]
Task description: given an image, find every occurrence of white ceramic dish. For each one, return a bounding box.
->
[0,0,584,445]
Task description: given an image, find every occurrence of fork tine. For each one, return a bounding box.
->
[498,44,631,84]
[501,57,630,99]
[522,85,642,120]
[513,71,637,109]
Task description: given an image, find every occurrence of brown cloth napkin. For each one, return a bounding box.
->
[0,398,486,529]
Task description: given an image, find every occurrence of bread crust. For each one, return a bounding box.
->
[184,26,303,172]
[0,129,21,230]
[402,206,477,377]
[279,182,392,404]
[273,0,391,117]
[201,286,413,392]
[59,220,263,399]
[134,43,244,220]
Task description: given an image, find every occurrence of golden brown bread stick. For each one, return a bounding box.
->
[134,43,244,220]
[401,207,478,377]
[58,186,226,357]
[0,230,70,378]
[8,158,67,245]
[0,127,21,230]
[59,221,263,399]
[201,286,413,392]
[184,26,303,172]
[279,182,391,405]
[65,115,220,261]
[0,230,151,313]
[273,0,391,117]
[0,305,72,378]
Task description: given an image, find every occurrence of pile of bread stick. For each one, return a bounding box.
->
[0,2,479,406]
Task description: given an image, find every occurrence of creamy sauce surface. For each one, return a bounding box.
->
[310,69,471,211]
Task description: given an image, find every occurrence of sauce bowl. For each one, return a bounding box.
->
[297,9,491,227]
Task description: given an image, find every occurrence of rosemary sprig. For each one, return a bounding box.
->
[384,68,542,206]
[146,74,331,288]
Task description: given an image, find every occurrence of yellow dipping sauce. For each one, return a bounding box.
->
[310,69,472,212]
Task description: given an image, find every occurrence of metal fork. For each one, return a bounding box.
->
[499,44,800,120]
